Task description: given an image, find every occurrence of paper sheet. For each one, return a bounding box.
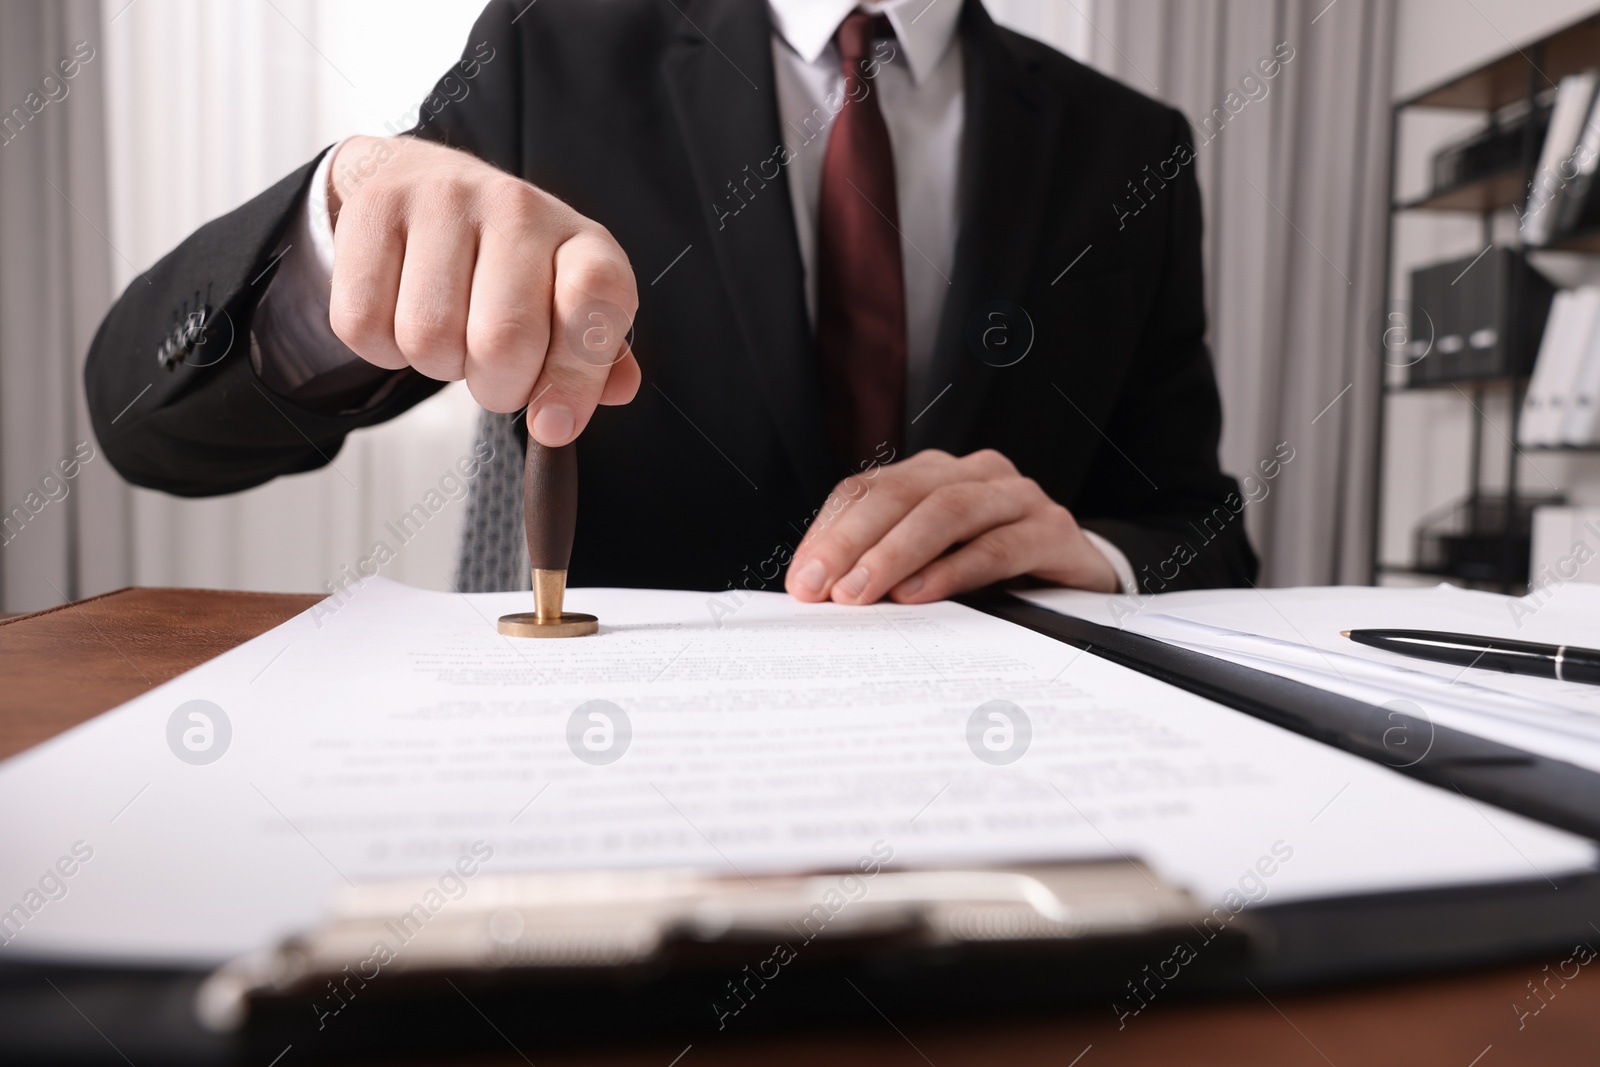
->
[1,579,1592,966]
[1019,583,1600,771]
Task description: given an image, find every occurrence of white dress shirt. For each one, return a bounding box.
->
[768,0,962,408]
[252,0,1135,594]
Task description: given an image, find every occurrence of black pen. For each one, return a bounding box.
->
[1342,629,1600,686]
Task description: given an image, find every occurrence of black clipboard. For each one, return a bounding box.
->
[965,592,1600,841]
[7,592,1600,1065]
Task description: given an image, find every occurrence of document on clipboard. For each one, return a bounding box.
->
[0,578,1592,981]
[1016,582,1600,772]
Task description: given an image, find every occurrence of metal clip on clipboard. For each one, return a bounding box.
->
[197,859,1209,1032]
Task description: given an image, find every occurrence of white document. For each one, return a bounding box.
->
[1,579,1592,966]
[1020,583,1600,771]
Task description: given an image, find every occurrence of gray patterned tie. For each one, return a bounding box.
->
[453,409,530,592]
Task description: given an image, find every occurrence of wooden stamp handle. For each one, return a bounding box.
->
[524,438,578,573]
[500,432,596,636]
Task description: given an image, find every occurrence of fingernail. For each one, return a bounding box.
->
[841,566,869,598]
[794,559,827,594]
[897,574,924,596]
[531,404,574,444]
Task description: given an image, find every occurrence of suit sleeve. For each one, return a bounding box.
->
[83,1,524,497]
[1076,111,1259,593]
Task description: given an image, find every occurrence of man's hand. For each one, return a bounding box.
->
[326,135,640,444]
[784,449,1120,605]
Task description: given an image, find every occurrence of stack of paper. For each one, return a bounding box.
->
[1021,582,1600,772]
[1,579,1591,966]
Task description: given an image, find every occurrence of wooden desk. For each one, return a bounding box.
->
[2,588,1596,1066]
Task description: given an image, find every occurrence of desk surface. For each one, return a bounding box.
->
[2,587,1596,1066]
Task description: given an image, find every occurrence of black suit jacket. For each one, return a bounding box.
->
[84,0,1257,595]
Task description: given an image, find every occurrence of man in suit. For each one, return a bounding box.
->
[84,0,1257,602]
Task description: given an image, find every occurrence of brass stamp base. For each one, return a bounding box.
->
[497,612,599,638]
[499,568,596,637]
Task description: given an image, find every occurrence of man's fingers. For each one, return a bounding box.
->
[392,205,476,381]
[787,450,1002,602]
[527,230,639,446]
[781,445,1103,606]
[326,138,647,434]
[796,448,953,552]
[598,349,642,406]
[890,521,1041,604]
[828,480,1033,605]
[328,192,407,370]
[464,221,552,412]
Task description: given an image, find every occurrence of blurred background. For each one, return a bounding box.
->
[2,0,1599,613]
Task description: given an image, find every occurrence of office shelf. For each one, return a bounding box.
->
[1373,563,1525,592]
[1373,11,1600,594]
[1383,375,1520,395]
[1402,16,1600,111]
[1376,562,1500,579]
[1394,168,1527,213]
[1549,226,1600,253]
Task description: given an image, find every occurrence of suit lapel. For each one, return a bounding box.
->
[660,0,834,501]
[909,0,1066,455]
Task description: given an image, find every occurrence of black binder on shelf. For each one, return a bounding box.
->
[1428,99,1551,197]
[1408,249,1554,385]
[1556,176,1600,238]
[5,595,1599,1066]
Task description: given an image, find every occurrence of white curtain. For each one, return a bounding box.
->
[1085,0,1397,586]
[99,0,487,601]
[0,0,124,614]
[985,0,1094,58]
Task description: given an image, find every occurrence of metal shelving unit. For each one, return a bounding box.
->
[1372,13,1600,593]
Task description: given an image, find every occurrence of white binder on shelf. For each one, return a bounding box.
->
[1522,286,1600,446]
[1555,87,1600,234]
[1523,70,1600,246]
[1561,311,1600,444]
[1521,290,1574,445]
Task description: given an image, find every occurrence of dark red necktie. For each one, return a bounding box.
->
[816,11,907,471]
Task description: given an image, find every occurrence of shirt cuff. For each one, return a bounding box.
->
[1082,529,1138,596]
[305,137,341,276]
[250,139,367,396]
